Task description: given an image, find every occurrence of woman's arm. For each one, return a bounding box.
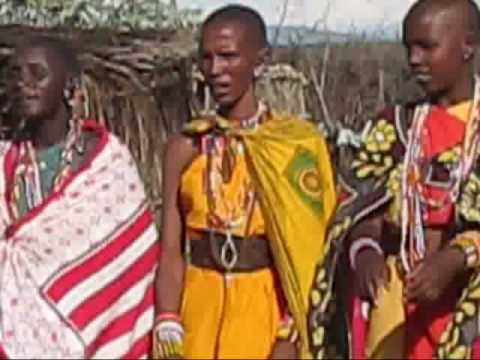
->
[348,212,389,304]
[155,134,196,313]
[405,241,466,303]
[153,134,196,359]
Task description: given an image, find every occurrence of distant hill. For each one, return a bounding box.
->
[267,25,399,47]
[267,26,349,47]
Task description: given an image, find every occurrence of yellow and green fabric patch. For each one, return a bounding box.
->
[285,146,324,214]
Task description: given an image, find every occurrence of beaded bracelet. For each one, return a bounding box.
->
[349,237,384,270]
[276,313,299,343]
[450,231,480,269]
[155,311,182,324]
[153,314,184,359]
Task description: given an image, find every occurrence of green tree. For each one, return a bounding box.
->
[0,0,201,29]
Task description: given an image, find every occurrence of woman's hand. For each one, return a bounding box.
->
[406,247,466,303]
[354,248,389,305]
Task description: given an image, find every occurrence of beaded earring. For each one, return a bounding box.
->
[64,77,85,155]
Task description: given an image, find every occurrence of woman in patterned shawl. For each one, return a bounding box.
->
[308,0,480,358]
[0,36,158,358]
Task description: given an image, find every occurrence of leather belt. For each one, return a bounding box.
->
[188,230,272,273]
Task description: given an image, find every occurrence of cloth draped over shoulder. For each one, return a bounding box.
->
[184,112,336,358]
[306,98,480,359]
[0,122,159,359]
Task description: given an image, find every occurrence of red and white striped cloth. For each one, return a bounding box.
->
[0,123,159,359]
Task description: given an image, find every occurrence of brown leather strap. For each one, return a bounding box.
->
[188,231,272,273]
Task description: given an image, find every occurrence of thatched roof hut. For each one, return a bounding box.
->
[0,25,196,222]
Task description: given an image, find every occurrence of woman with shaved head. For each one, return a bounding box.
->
[154,4,336,360]
[307,0,480,358]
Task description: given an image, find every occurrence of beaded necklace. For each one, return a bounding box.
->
[204,102,267,271]
[8,122,84,221]
[400,77,480,272]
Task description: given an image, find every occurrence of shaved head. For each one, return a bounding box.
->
[201,5,268,49]
[402,0,478,105]
[404,0,480,42]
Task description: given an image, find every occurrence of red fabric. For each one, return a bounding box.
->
[421,185,455,225]
[405,107,473,356]
[421,106,466,226]
[422,106,466,160]
[122,333,152,359]
[69,241,157,329]
[41,205,159,358]
[0,345,7,360]
[406,301,453,359]
[3,144,17,223]
[46,208,152,303]
[348,287,472,359]
[86,284,155,358]
[472,338,480,359]
[347,107,475,357]
[350,295,367,360]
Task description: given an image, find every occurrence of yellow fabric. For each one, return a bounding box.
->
[180,152,265,236]
[181,112,336,358]
[233,113,337,358]
[447,99,472,121]
[366,256,406,359]
[181,264,280,359]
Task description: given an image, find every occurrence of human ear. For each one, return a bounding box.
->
[63,76,84,115]
[462,30,476,61]
[254,47,271,78]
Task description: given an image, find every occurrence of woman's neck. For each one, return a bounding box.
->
[433,69,475,108]
[218,90,258,124]
[30,105,69,150]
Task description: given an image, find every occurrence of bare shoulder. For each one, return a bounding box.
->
[163,133,197,174]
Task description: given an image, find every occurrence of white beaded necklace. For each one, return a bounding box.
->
[400,76,480,273]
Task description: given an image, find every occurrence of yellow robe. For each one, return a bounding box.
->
[180,112,336,359]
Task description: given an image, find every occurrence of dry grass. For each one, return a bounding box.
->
[274,43,418,132]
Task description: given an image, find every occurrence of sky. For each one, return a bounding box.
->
[176,0,417,32]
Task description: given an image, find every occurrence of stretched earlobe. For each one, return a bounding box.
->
[254,46,271,79]
[463,48,474,61]
[63,87,72,103]
[64,77,82,106]
[254,64,265,79]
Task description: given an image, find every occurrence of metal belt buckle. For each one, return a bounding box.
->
[219,230,238,271]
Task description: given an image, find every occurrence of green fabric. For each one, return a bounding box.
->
[14,133,95,218]
[38,144,64,196]
[16,144,63,217]
[284,146,325,214]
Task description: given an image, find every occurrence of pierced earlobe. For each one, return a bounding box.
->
[463,49,474,61]
[63,87,72,102]
[254,64,265,79]
[64,78,82,106]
